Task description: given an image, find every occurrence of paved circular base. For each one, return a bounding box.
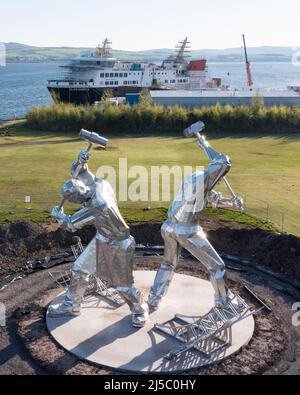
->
[47,271,255,373]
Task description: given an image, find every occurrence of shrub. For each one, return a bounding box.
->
[26,102,300,134]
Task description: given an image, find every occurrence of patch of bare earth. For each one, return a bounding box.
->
[1,221,299,375]
[1,220,299,279]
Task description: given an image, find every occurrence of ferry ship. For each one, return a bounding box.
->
[47,38,221,104]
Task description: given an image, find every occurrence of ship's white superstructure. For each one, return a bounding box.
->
[47,38,217,104]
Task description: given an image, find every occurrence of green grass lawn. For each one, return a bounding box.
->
[0,124,299,235]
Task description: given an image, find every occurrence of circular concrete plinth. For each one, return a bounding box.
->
[47,271,255,373]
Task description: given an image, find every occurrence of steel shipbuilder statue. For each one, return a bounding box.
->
[148,121,245,310]
[49,130,149,328]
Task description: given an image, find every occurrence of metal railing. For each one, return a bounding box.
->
[243,196,298,235]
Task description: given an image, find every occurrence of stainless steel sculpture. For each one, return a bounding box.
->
[48,129,149,328]
[156,293,252,361]
[148,121,245,310]
[49,238,124,307]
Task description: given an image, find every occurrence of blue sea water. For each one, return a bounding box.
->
[0,62,299,121]
[0,63,57,121]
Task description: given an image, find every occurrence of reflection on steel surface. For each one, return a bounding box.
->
[48,130,148,327]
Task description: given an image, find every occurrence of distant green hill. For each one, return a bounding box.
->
[4,42,294,63]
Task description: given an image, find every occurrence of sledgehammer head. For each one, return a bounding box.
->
[79,129,109,149]
[183,121,205,138]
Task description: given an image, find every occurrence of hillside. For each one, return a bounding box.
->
[5,42,294,63]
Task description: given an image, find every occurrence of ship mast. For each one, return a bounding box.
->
[242,34,253,89]
[95,38,112,57]
[175,37,191,63]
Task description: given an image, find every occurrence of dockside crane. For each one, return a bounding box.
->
[242,34,253,89]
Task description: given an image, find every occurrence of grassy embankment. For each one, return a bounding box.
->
[1,119,299,235]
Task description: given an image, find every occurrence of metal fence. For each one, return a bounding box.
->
[243,196,298,236]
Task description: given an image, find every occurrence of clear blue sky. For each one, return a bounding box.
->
[1,0,299,50]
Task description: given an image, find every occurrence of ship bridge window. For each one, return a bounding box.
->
[100,73,105,78]
[97,61,115,68]
[79,60,115,67]
[105,82,109,86]
[124,81,127,85]
[105,73,109,78]
[115,73,119,77]
[114,81,118,85]
[119,73,123,78]
[110,81,114,85]
[131,63,142,71]
[110,73,114,78]
[124,73,128,78]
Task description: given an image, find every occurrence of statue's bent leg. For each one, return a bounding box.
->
[96,235,135,288]
[48,238,97,317]
[181,230,229,306]
[148,225,182,310]
[97,234,148,328]
[114,237,148,328]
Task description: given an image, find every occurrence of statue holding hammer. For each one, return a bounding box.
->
[148,121,244,310]
[49,130,149,328]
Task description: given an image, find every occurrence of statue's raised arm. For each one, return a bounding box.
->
[184,122,244,213]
